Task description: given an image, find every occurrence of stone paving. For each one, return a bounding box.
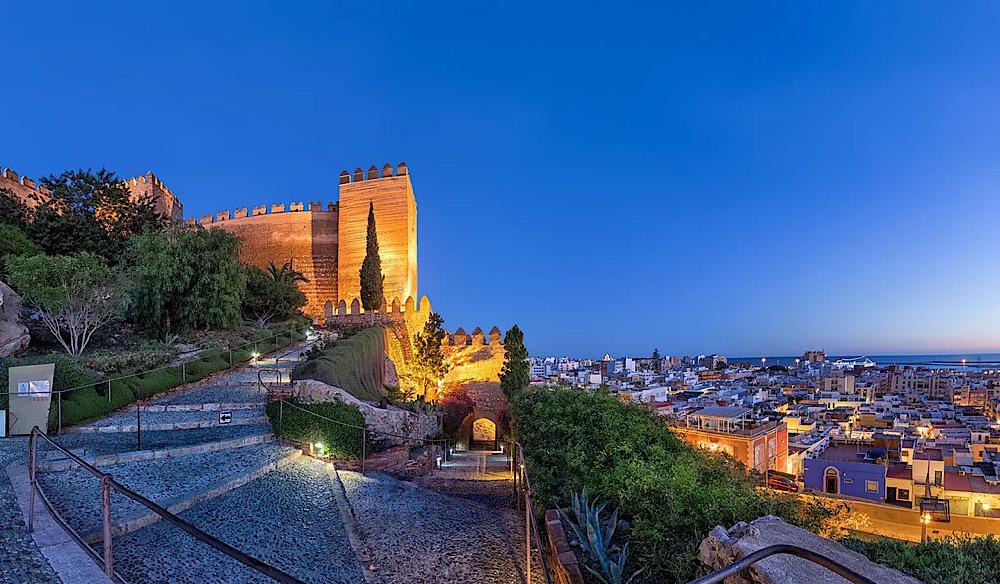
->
[112,457,365,584]
[36,441,298,540]
[43,422,272,458]
[75,405,266,430]
[339,469,541,584]
[151,383,265,406]
[0,438,61,584]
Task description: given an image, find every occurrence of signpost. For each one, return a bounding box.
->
[7,364,55,436]
[219,412,232,425]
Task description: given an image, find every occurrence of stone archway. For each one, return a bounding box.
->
[472,418,497,445]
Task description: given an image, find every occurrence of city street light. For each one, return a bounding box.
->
[761,357,766,370]
[920,512,931,543]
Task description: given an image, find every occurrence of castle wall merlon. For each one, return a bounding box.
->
[339,162,408,185]
[289,201,304,212]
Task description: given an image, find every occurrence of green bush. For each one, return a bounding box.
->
[1,353,98,412]
[515,389,820,583]
[843,535,1000,584]
[267,399,367,458]
[291,327,385,402]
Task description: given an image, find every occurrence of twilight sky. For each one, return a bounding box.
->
[3,2,1000,358]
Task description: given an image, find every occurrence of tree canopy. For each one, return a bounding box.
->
[28,168,167,261]
[412,312,451,399]
[499,324,530,404]
[5,252,121,355]
[0,188,32,228]
[0,224,41,278]
[243,260,308,327]
[125,227,246,337]
[359,201,384,311]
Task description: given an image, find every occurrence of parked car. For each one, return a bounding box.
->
[766,470,800,493]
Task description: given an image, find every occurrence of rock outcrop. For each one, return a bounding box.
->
[697,515,923,584]
[0,279,30,357]
[292,379,439,445]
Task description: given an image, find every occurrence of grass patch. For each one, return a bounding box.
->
[267,399,367,458]
[291,327,386,403]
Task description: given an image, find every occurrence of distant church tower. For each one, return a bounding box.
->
[337,162,418,308]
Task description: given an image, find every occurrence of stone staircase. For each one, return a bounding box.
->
[33,349,538,584]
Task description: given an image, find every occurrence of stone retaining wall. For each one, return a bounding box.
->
[327,443,442,478]
[544,509,585,584]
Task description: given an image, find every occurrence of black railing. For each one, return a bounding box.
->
[512,442,554,584]
[28,426,304,583]
[687,543,877,584]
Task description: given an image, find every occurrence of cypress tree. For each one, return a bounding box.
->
[360,201,384,312]
[499,324,530,404]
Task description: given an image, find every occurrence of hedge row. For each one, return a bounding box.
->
[39,327,306,431]
[266,399,367,458]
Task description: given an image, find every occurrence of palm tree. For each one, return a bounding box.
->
[267,260,309,284]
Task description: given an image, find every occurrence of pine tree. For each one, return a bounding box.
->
[359,201,384,312]
[499,325,530,404]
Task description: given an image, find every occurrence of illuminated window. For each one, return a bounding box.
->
[866,481,879,493]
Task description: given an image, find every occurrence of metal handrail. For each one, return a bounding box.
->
[2,325,307,434]
[513,441,554,584]
[28,426,305,584]
[686,543,877,584]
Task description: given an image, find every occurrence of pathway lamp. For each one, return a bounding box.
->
[920,513,931,543]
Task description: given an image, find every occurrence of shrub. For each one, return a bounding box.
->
[1,353,98,412]
[266,399,367,458]
[291,327,386,402]
[843,535,1000,584]
[514,388,822,583]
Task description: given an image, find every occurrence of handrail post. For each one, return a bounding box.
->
[228,348,233,366]
[28,429,36,532]
[181,362,187,383]
[525,452,531,584]
[135,400,142,451]
[57,392,62,435]
[361,427,367,473]
[278,399,284,433]
[107,380,112,402]
[100,475,114,577]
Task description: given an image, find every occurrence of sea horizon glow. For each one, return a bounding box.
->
[3,2,1000,357]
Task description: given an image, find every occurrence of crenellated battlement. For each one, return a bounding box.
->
[0,164,52,205]
[447,325,504,346]
[196,200,339,224]
[339,161,408,185]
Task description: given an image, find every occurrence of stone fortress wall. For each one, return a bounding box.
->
[197,161,417,321]
[0,165,52,208]
[1,163,181,222]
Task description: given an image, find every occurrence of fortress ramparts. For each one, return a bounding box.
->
[199,161,418,320]
[2,164,182,222]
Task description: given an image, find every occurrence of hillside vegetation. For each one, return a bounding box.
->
[292,326,387,403]
[514,388,841,583]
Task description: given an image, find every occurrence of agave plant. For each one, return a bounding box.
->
[564,490,643,584]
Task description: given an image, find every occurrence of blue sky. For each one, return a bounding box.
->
[3,1,1000,358]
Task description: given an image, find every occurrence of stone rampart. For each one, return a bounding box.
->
[201,203,339,317]
[0,165,51,208]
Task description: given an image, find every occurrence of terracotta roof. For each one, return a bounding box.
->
[944,471,1000,495]
[887,463,911,479]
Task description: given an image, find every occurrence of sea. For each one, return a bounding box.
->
[729,353,1000,371]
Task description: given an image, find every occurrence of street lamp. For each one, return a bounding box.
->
[761,357,767,370]
[962,358,967,374]
[920,512,931,543]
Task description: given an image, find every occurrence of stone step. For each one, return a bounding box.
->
[67,408,268,434]
[139,401,262,413]
[36,441,300,545]
[151,383,267,407]
[37,425,275,470]
[109,457,367,584]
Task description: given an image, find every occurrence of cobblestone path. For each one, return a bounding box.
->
[37,441,299,539]
[113,456,364,584]
[0,438,61,584]
[338,453,544,584]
